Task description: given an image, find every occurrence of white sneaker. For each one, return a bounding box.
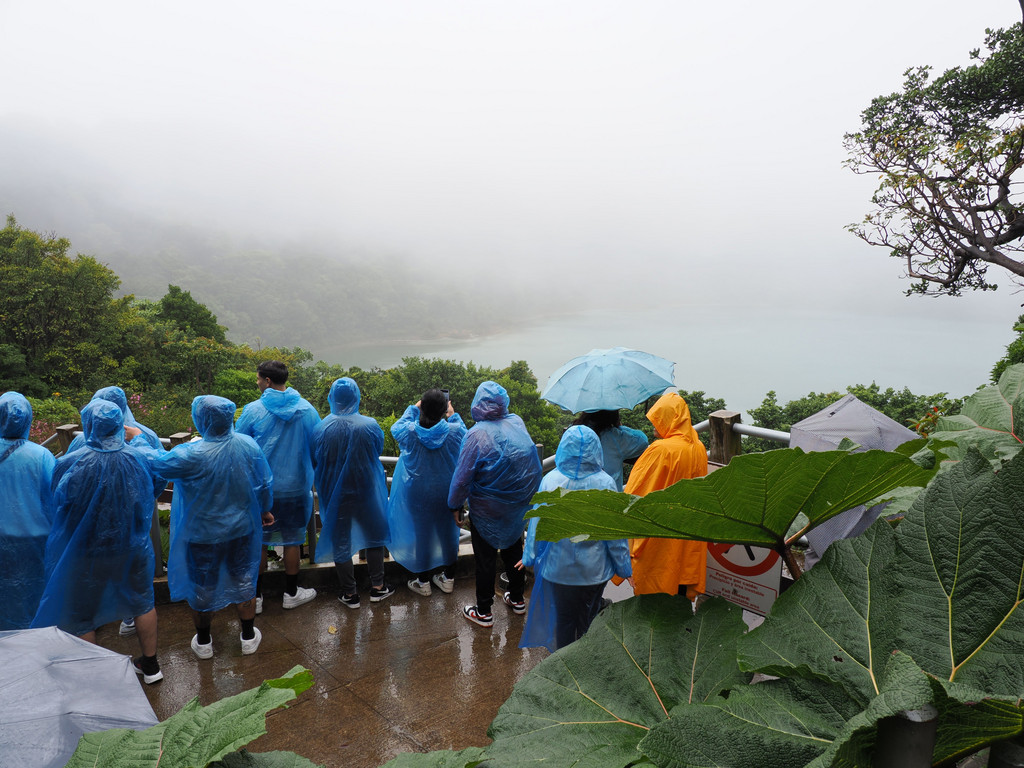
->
[191,634,214,660]
[282,586,316,609]
[407,578,432,596]
[119,618,137,637]
[240,627,262,655]
[432,573,454,594]
[255,596,263,615]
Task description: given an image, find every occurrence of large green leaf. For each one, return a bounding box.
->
[67,666,314,768]
[212,750,324,768]
[931,363,1024,465]
[531,448,934,549]
[477,595,749,768]
[639,675,861,768]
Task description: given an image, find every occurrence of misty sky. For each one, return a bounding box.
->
[4,1,1024,405]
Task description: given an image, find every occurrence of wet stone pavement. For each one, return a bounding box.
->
[100,560,547,768]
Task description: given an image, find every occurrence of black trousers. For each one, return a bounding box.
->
[551,581,607,649]
[470,518,524,613]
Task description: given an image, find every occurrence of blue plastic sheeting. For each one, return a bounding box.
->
[32,400,162,636]
[597,425,649,492]
[236,385,320,545]
[447,381,542,549]
[66,386,164,454]
[145,396,272,612]
[0,627,158,768]
[386,404,467,573]
[313,379,389,563]
[0,393,55,630]
[520,425,631,652]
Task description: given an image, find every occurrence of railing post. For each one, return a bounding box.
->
[54,424,79,454]
[708,410,742,465]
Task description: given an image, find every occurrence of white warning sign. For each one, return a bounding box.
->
[705,542,783,616]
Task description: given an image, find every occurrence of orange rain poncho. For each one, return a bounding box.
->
[624,392,708,599]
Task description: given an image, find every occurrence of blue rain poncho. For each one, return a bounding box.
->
[236,386,320,545]
[146,396,273,612]
[598,426,649,492]
[386,404,467,573]
[32,400,163,636]
[313,379,389,563]
[447,381,543,549]
[67,386,165,454]
[0,393,56,630]
[520,425,631,652]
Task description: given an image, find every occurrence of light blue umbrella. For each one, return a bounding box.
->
[541,347,675,413]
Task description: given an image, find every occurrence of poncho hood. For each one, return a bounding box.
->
[647,392,697,441]
[82,399,126,451]
[90,386,142,426]
[0,392,32,440]
[554,425,605,480]
[415,416,453,450]
[470,381,510,422]
[192,395,237,439]
[328,378,361,416]
[261,386,306,419]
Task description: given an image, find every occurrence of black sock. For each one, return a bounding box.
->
[241,619,255,640]
[285,573,298,596]
[138,654,159,674]
[196,626,212,644]
[256,575,263,599]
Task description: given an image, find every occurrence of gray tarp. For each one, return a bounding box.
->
[0,626,158,767]
[789,394,917,568]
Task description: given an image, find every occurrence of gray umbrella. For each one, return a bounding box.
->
[0,626,158,768]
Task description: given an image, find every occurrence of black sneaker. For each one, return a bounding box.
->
[463,605,494,627]
[339,593,361,609]
[369,583,396,602]
[132,657,163,685]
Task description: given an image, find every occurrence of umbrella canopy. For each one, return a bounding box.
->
[541,347,675,413]
[0,626,159,768]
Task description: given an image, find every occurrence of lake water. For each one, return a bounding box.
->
[318,299,1020,417]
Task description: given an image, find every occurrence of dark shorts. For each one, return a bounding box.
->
[262,495,310,545]
[187,536,256,611]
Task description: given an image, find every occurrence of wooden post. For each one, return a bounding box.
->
[708,410,742,465]
[54,423,80,454]
[874,706,938,767]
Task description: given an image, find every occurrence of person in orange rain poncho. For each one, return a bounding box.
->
[624,392,708,600]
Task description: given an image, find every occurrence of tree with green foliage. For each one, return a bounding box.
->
[844,21,1024,295]
[0,215,140,396]
[155,284,226,343]
[992,312,1024,381]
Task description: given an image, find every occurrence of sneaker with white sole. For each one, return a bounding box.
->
[407,578,432,596]
[463,605,493,627]
[191,634,214,660]
[431,573,454,594]
[370,583,396,602]
[255,596,263,615]
[119,618,137,637]
[282,586,316,609]
[503,591,526,615]
[133,657,164,684]
[240,627,262,655]
[339,593,361,609]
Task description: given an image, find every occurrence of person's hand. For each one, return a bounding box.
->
[513,559,524,571]
[262,511,275,527]
[452,508,465,527]
[446,401,455,418]
[124,425,142,440]
[415,400,421,408]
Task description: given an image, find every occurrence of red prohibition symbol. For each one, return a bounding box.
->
[708,542,781,577]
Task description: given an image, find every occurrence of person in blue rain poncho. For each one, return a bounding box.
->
[0,393,55,630]
[66,385,166,638]
[519,425,631,652]
[143,396,274,658]
[32,399,166,683]
[66,385,165,454]
[236,361,321,611]
[448,380,542,628]
[387,389,467,597]
[313,378,394,607]
[572,410,648,492]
